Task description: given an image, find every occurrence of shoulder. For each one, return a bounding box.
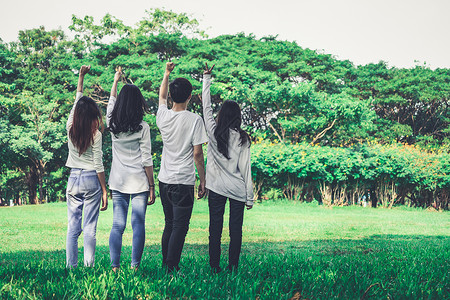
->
[76,92,83,101]
[140,121,151,135]
[231,129,251,148]
[93,130,102,142]
[140,121,150,129]
[156,105,169,122]
[157,104,168,113]
[186,111,203,122]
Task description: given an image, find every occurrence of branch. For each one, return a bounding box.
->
[244,95,285,144]
[310,118,337,145]
[267,119,284,144]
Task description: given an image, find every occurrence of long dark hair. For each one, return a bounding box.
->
[109,84,149,134]
[69,96,103,155]
[214,100,250,159]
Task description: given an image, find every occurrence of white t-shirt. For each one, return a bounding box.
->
[107,96,153,194]
[156,104,208,185]
[65,92,104,173]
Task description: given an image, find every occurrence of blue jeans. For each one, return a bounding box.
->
[66,169,101,267]
[109,190,149,268]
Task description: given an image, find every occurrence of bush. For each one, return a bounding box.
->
[251,142,450,209]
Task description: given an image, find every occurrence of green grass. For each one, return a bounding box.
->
[0,200,449,299]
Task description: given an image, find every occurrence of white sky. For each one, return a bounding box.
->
[1,0,449,68]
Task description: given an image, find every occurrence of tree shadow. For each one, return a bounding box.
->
[1,233,448,267]
[0,234,448,299]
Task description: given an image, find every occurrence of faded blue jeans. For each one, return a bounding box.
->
[109,190,149,268]
[66,168,101,267]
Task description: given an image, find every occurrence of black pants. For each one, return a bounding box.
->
[159,181,194,270]
[208,190,245,269]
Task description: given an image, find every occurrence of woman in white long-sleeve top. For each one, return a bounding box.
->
[201,63,254,273]
[107,67,156,271]
[66,65,108,268]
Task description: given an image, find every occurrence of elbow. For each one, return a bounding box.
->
[142,159,153,167]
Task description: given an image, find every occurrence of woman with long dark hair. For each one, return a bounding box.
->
[107,67,156,271]
[201,63,254,273]
[65,65,108,268]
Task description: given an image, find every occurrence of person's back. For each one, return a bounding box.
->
[108,121,152,193]
[65,65,108,268]
[202,71,253,205]
[157,62,208,272]
[106,72,156,272]
[205,127,250,201]
[157,108,206,185]
[201,63,253,273]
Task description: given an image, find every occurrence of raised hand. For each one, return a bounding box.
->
[114,66,123,82]
[80,65,91,76]
[77,65,90,92]
[166,62,175,73]
[203,63,215,75]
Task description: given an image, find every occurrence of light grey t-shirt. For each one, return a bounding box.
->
[156,104,208,185]
[107,96,153,194]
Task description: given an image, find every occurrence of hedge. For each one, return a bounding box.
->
[251,142,450,209]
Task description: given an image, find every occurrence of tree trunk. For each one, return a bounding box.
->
[26,165,39,204]
[37,160,45,203]
[370,188,378,208]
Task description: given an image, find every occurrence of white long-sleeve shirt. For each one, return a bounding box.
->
[202,74,254,205]
[107,95,153,194]
[65,92,104,173]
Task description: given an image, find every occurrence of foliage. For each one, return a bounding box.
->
[252,142,450,209]
[0,10,449,206]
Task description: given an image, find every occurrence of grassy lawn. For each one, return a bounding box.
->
[0,200,449,299]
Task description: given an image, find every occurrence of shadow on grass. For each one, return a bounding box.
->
[0,234,450,266]
[1,234,449,267]
[0,234,449,299]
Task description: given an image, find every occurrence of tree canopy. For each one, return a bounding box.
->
[0,9,449,205]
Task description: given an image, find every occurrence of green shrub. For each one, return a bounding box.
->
[251,142,449,209]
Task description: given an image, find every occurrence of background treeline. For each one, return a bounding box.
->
[0,9,449,208]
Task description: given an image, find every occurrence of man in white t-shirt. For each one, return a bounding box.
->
[156,62,208,272]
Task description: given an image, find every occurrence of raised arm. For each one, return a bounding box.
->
[111,66,122,98]
[202,63,217,137]
[159,62,175,106]
[77,65,90,93]
[107,67,122,127]
[67,65,90,131]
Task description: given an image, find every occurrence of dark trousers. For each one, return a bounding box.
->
[208,190,245,269]
[159,181,194,270]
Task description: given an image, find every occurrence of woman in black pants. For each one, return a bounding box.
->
[201,63,254,273]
